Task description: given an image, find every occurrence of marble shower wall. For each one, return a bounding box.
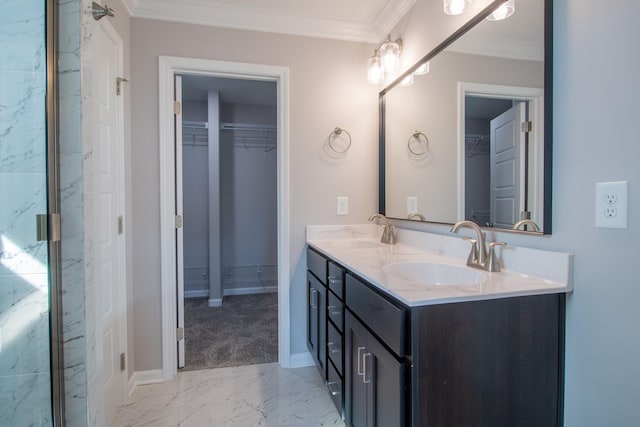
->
[0,0,53,425]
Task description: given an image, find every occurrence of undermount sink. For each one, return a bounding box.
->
[383,262,487,286]
[325,240,380,249]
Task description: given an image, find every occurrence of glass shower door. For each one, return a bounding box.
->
[1,0,56,425]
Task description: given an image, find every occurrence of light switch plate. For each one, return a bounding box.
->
[595,181,628,229]
[407,196,418,214]
[337,196,349,216]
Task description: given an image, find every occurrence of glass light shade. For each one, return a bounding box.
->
[367,55,384,84]
[444,0,468,15]
[380,40,401,72]
[414,61,430,75]
[400,74,414,87]
[487,0,515,21]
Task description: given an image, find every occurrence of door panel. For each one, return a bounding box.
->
[94,18,126,424]
[490,102,526,228]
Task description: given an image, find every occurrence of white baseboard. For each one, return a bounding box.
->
[288,351,315,368]
[223,285,278,296]
[184,289,209,298]
[208,298,222,307]
[127,369,164,396]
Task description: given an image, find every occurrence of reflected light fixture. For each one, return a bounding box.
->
[414,61,430,75]
[444,0,469,15]
[487,0,515,21]
[367,34,403,84]
[400,74,414,87]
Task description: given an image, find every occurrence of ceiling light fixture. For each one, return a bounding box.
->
[367,34,403,84]
[487,0,515,21]
[444,0,470,15]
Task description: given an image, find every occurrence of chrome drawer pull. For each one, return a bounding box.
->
[363,352,372,384]
[327,305,342,316]
[357,346,365,376]
[309,288,317,308]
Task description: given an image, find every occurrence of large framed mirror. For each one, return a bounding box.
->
[380,0,552,233]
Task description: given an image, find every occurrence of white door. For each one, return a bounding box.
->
[175,76,186,368]
[95,19,127,425]
[490,102,526,229]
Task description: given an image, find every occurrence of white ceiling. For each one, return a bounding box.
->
[121,0,417,43]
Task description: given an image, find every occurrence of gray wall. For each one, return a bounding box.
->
[130,19,378,370]
[391,0,640,425]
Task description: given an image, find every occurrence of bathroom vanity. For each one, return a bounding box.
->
[306,225,572,427]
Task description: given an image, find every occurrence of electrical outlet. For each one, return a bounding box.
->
[337,196,349,216]
[407,196,418,214]
[596,181,628,229]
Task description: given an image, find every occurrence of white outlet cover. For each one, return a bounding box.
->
[337,196,348,216]
[595,181,628,229]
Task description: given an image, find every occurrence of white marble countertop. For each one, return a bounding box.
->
[306,225,573,307]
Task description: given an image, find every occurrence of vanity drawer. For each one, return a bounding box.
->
[327,292,343,332]
[327,321,343,376]
[345,273,407,357]
[327,357,343,416]
[328,261,345,299]
[307,248,327,284]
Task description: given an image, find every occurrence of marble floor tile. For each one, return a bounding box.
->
[114,363,345,427]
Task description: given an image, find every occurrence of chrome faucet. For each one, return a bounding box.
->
[450,220,505,272]
[512,219,540,232]
[368,213,397,244]
[408,213,426,221]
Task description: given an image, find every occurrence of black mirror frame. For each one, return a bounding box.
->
[379,0,553,234]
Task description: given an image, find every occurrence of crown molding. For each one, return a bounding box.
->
[120,0,137,16]
[449,36,544,62]
[130,0,415,43]
[372,0,417,42]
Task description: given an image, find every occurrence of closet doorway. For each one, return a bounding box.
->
[176,75,278,371]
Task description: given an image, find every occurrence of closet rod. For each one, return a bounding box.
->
[220,122,277,132]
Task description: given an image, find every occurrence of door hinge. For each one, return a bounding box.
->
[116,77,130,96]
[177,327,184,341]
[521,121,532,133]
[36,213,61,242]
[117,215,124,234]
[174,101,181,115]
[175,214,183,229]
[120,353,126,371]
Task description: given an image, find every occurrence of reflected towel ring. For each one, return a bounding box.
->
[408,130,429,156]
[329,127,352,153]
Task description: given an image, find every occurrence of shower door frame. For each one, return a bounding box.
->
[46,0,65,424]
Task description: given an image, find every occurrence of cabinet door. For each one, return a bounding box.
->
[345,311,368,427]
[307,272,326,376]
[345,311,406,427]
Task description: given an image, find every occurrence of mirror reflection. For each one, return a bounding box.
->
[383,0,549,233]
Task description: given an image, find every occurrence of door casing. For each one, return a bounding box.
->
[158,56,290,380]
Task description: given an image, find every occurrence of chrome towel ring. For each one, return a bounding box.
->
[329,127,352,153]
[408,130,429,156]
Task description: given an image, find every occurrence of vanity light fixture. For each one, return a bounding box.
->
[367,52,385,84]
[367,34,403,84]
[444,0,470,15]
[487,0,515,21]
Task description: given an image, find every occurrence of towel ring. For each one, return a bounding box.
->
[407,130,429,156]
[329,127,352,153]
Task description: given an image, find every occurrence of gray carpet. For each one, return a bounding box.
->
[181,293,278,371]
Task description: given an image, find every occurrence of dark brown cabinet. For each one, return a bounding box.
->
[305,247,565,427]
[306,248,327,377]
